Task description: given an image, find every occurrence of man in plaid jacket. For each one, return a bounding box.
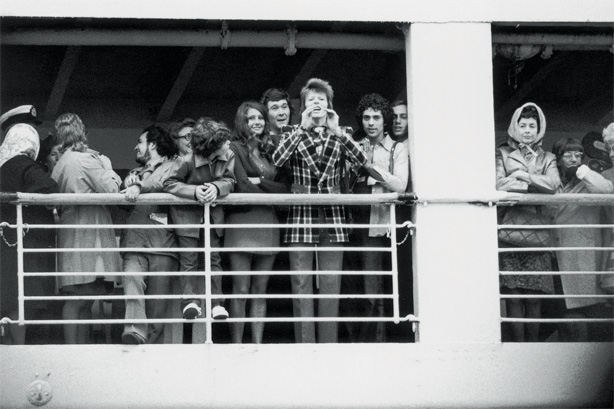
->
[272,78,367,343]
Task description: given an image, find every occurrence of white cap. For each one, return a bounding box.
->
[0,105,42,132]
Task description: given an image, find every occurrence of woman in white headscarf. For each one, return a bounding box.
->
[0,124,58,344]
[496,102,561,342]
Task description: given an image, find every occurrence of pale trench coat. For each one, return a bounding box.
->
[51,149,122,288]
[550,168,613,309]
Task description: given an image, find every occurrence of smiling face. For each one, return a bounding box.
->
[246,108,265,137]
[517,117,539,144]
[392,104,408,138]
[174,126,193,156]
[134,132,150,165]
[266,99,290,133]
[604,136,614,164]
[362,108,385,141]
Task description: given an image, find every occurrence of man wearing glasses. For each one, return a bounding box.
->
[169,118,195,157]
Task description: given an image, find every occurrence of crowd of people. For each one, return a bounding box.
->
[1,79,612,345]
[0,78,411,345]
[496,102,614,342]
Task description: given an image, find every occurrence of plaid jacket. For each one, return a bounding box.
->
[272,125,367,243]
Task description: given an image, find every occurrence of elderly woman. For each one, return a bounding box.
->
[51,113,122,344]
[0,124,58,344]
[549,137,613,341]
[226,101,290,343]
[496,102,561,342]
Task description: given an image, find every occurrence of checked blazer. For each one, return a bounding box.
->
[272,125,367,243]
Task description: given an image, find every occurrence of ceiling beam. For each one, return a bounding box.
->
[44,46,81,120]
[494,52,570,124]
[156,47,205,122]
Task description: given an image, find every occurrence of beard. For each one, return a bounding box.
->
[135,150,150,166]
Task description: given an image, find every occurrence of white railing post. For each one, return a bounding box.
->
[389,204,400,323]
[408,22,502,343]
[204,204,213,344]
[16,204,25,325]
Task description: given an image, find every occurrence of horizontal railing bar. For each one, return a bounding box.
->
[501,318,614,323]
[23,270,395,277]
[25,294,396,301]
[22,246,393,253]
[6,191,614,207]
[500,247,614,252]
[500,294,614,299]
[418,192,614,206]
[4,315,420,325]
[7,222,415,230]
[2,192,415,206]
[499,224,614,229]
[500,271,614,276]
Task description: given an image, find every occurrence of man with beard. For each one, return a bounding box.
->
[120,125,179,344]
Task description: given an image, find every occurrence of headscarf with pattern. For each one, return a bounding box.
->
[0,123,40,168]
[506,102,547,160]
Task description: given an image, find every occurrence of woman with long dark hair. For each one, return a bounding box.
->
[226,101,290,343]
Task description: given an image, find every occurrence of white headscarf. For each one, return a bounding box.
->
[507,102,547,149]
[0,123,40,168]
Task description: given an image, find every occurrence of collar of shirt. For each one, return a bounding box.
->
[194,149,231,167]
[360,133,394,152]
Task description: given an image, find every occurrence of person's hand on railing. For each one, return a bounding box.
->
[195,183,218,204]
[121,185,142,202]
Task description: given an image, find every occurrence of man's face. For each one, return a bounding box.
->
[134,132,150,165]
[266,99,290,132]
[392,105,408,139]
[175,126,193,156]
[304,90,329,119]
[362,108,385,140]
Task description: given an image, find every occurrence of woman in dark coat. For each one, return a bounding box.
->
[226,101,290,343]
[0,124,58,344]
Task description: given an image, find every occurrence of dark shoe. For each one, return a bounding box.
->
[122,331,146,345]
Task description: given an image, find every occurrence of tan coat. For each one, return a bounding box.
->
[551,169,613,309]
[51,149,122,288]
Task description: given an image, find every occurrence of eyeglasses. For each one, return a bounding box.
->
[562,151,583,160]
[173,133,191,141]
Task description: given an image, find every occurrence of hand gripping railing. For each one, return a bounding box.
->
[0,191,418,344]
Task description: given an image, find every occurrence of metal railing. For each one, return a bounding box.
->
[0,192,417,344]
[495,193,614,328]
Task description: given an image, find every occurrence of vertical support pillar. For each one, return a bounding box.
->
[407,23,501,343]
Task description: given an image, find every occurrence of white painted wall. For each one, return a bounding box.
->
[1,343,612,408]
[409,23,501,343]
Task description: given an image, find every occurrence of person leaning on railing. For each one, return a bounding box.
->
[0,124,58,345]
[51,113,122,344]
[225,101,291,344]
[548,137,613,342]
[163,118,235,321]
[119,125,179,345]
[495,102,561,342]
